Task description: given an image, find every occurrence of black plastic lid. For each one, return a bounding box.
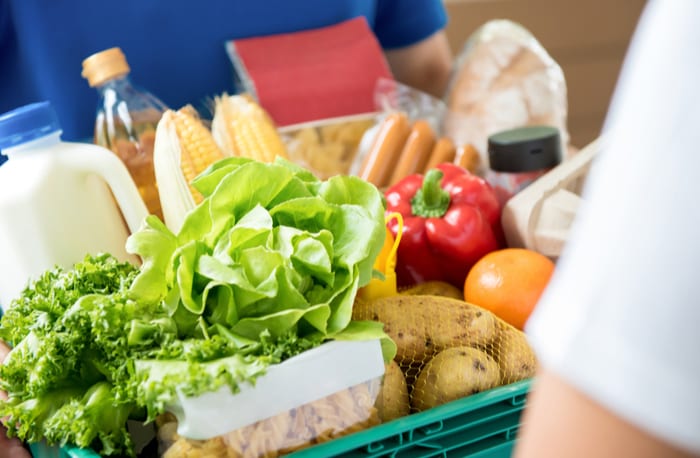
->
[488,125,562,173]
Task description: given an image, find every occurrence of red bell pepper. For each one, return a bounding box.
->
[385,163,504,288]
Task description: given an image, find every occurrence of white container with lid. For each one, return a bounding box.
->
[0,101,149,309]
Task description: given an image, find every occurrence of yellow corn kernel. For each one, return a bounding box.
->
[171,106,226,202]
[215,94,288,162]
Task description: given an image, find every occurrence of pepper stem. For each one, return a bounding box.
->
[411,169,450,218]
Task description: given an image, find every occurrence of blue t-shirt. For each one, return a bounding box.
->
[0,0,447,148]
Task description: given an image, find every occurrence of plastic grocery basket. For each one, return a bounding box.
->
[30,378,531,458]
[29,443,94,458]
[290,379,531,458]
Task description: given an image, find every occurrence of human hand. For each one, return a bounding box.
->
[0,341,31,458]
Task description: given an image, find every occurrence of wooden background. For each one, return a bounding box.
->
[443,0,647,148]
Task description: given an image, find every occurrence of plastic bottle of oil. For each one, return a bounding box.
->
[82,47,168,219]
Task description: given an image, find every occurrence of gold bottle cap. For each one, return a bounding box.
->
[81,47,131,87]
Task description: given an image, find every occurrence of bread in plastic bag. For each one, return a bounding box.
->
[442,19,570,174]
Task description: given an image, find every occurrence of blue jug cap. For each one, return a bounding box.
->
[0,101,62,154]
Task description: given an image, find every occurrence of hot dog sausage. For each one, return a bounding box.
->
[423,137,456,173]
[358,113,411,188]
[388,120,436,186]
[454,143,481,174]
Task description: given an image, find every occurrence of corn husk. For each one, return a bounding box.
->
[153,107,227,233]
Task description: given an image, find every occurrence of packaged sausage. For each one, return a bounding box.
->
[356,112,412,188]
[373,77,447,135]
[388,120,436,186]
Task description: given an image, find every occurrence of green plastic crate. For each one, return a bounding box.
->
[32,379,530,458]
[29,443,97,458]
[290,379,531,458]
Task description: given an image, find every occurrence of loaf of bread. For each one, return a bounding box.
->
[442,20,570,174]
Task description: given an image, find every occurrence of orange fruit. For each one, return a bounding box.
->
[463,248,555,330]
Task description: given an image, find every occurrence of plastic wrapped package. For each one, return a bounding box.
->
[372,78,447,135]
[156,340,385,458]
[279,113,380,180]
[346,79,465,187]
[442,20,570,175]
[278,79,449,183]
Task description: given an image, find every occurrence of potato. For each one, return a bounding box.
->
[411,346,500,412]
[375,360,410,422]
[489,322,538,384]
[353,294,498,364]
[400,281,464,300]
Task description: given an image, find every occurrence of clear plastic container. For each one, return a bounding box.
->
[157,339,385,457]
[279,113,379,180]
[0,101,148,309]
[82,47,168,219]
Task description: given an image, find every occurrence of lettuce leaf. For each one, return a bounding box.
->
[126,158,395,414]
[128,158,388,339]
[0,255,168,456]
[0,158,396,456]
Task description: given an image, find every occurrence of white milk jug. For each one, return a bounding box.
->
[0,101,149,309]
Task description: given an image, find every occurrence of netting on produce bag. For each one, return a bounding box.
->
[353,293,537,420]
[355,210,536,421]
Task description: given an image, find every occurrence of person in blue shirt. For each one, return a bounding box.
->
[0,0,452,148]
[0,3,450,453]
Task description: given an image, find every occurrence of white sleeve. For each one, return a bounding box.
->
[525,0,700,453]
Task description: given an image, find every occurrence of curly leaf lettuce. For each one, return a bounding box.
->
[0,158,397,455]
[0,255,170,456]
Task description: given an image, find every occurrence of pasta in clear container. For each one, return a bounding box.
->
[279,113,380,180]
[155,340,385,458]
[157,379,381,458]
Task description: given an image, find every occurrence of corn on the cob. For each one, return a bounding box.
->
[212,93,288,162]
[153,106,227,233]
[170,106,226,202]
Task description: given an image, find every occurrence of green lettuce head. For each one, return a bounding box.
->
[126,157,388,346]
